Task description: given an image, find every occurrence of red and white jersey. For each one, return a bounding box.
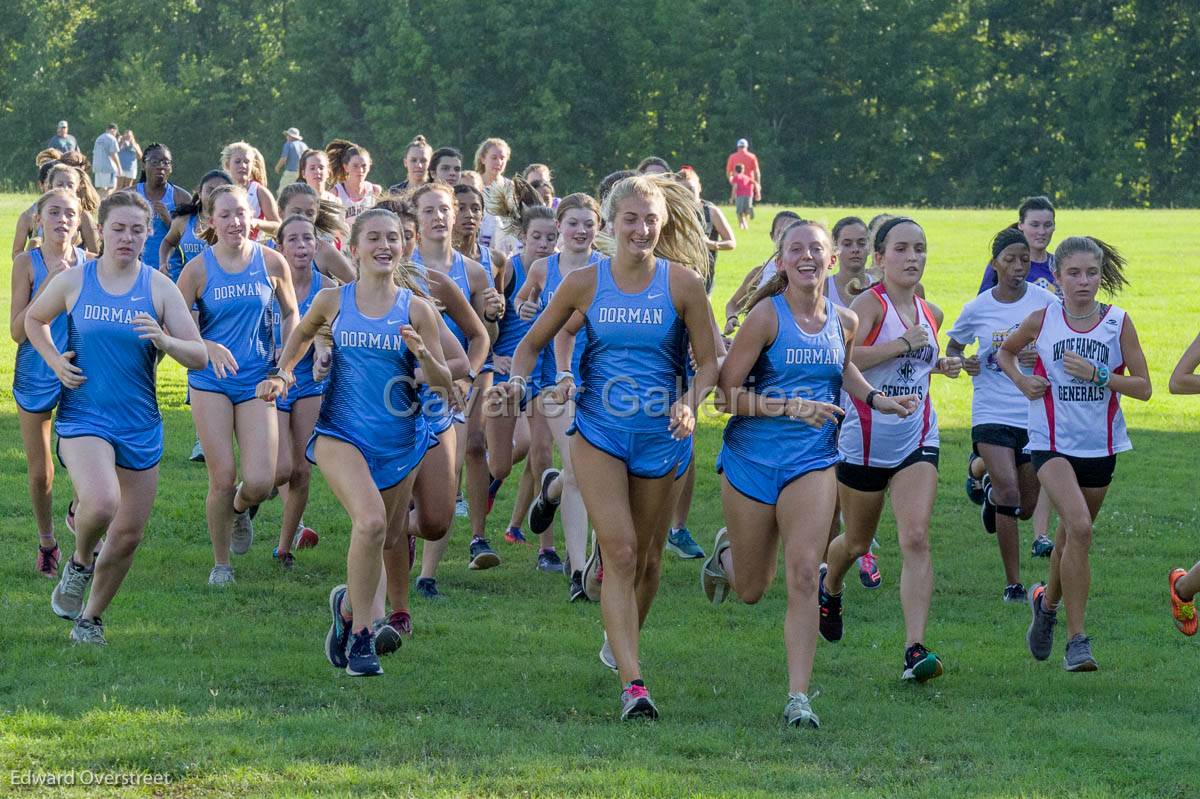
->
[334,182,379,221]
[839,284,940,467]
[1028,302,1131,457]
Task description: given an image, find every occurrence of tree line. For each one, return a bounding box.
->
[2,0,1197,207]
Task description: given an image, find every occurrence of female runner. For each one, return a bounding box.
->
[158,170,234,281]
[430,147,464,185]
[326,139,382,222]
[135,143,192,274]
[220,141,280,238]
[275,183,355,282]
[298,149,340,202]
[12,161,101,256]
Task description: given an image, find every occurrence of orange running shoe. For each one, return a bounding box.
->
[1169,568,1197,636]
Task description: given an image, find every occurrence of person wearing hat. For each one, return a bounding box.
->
[275,127,307,194]
[725,138,761,215]
[47,121,78,154]
[92,123,121,198]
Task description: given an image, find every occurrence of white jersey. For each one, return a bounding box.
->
[334,182,378,221]
[948,285,1057,428]
[839,284,940,467]
[246,180,264,219]
[1027,302,1131,457]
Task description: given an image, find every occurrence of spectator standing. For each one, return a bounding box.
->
[275,127,307,194]
[117,130,142,189]
[729,163,755,230]
[725,137,761,208]
[92,124,121,198]
[47,121,77,153]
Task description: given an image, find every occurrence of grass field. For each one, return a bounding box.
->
[1,195,1198,798]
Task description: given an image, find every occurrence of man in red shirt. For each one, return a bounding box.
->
[725,138,761,204]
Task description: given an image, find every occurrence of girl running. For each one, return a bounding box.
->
[30,191,206,644]
[475,137,512,252]
[12,162,101,256]
[947,228,1057,602]
[158,170,234,282]
[220,142,281,238]
[275,183,355,283]
[298,149,340,202]
[1168,334,1200,636]
[701,219,915,727]
[430,147,464,185]
[677,166,735,295]
[391,135,432,191]
[819,217,962,683]
[491,174,718,719]
[999,236,1149,671]
[176,185,299,586]
[11,189,90,578]
[327,139,382,222]
[135,143,192,274]
[257,208,453,676]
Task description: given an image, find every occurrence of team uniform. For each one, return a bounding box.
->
[411,248,479,432]
[492,253,546,400]
[571,257,690,479]
[979,255,1058,295]
[13,247,87,413]
[272,265,326,413]
[188,245,275,404]
[838,284,940,491]
[306,284,435,490]
[245,180,270,240]
[1027,302,1131,488]
[55,260,163,470]
[333,182,378,222]
[135,182,177,272]
[948,285,1057,460]
[719,295,845,504]
[542,252,601,384]
[174,215,208,282]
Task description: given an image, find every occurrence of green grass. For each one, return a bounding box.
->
[1,196,1198,798]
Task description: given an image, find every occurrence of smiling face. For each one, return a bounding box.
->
[1019,210,1055,254]
[558,208,598,254]
[38,195,81,244]
[522,217,559,261]
[280,218,317,270]
[993,242,1031,290]
[435,156,462,185]
[612,193,662,259]
[303,152,329,190]
[778,224,834,290]
[417,188,455,244]
[101,207,150,265]
[212,190,251,244]
[350,214,403,278]
[1056,250,1102,304]
[835,222,868,272]
[876,222,927,288]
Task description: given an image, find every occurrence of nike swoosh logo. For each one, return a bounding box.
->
[647,293,663,300]
[131,296,145,301]
[387,319,401,325]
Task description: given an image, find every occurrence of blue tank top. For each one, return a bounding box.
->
[575,257,688,432]
[57,261,160,432]
[413,248,474,351]
[315,284,426,456]
[493,253,535,358]
[13,247,87,401]
[174,214,207,282]
[273,264,323,382]
[135,182,176,270]
[723,295,845,465]
[542,251,600,379]
[190,244,275,388]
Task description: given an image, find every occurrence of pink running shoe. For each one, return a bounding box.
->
[858,552,881,589]
[37,543,61,579]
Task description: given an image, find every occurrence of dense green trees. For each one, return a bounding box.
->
[2,0,1197,206]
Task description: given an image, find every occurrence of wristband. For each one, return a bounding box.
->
[467,368,478,382]
[901,337,913,354]
[556,371,574,383]
[1093,364,1110,388]
[509,374,528,393]
[865,389,882,410]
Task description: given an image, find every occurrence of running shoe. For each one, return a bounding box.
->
[817,564,843,642]
[1031,535,1054,558]
[1169,568,1198,636]
[901,643,943,682]
[326,584,351,669]
[70,616,106,646]
[37,543,61,579]
[701,527,731,604]
[1003,583,1027,604]
[537,548,565,573]
[504,527,527,545]
[582,541,603,602]
[568,569,588,602]
[666,527,705,559]
[273,549,296,570]
[51,557,93,619]
[487,474,504,513]
[965,452,985,505]
[1063,633,1098,672]
[208,564,235,586]
[454,492,469,518]
[292,523,319,550]
[619,682,659,720]
[857,552,881,589]
[346,628,383,676]
[599,634,618,673]
[783,692,820,728]
[231,500,254,556]
[65,501,76,535]
[388,609,413,637]
[1026,582,1057,661]
[373,619,402,657]
[415,577,444,600]
[190,438,206,463]
[469,537,501,569]
[528,468,561,535]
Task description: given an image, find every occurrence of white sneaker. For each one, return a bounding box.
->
[208,564,235,586]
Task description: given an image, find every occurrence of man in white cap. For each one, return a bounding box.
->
[47,120,78,153]
[725,137,761,215]
[275,127,307,193]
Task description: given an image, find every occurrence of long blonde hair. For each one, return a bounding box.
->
[220,141,269,186]
[594,174,709,279]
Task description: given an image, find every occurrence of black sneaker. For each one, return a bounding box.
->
[965,453,986,505]
[528,468,561,535]
[568,569,589,602]
[817,565,843,642]
[1003,583,1027,604]
[373,620,402,657]
[469,537,500,570]
[1030,536,1054,558]
[415,577,444,601]
[346,628,382,676]
[1026,582,1057,661]
[537,548,565,574]
[901,643,943,682]
[325,585,351,669]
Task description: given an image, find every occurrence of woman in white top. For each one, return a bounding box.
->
[326,139,382,222]
[999,236,1150,672]
[475,137,515,253]
[820,217,962,684]
[948,228,1057,603]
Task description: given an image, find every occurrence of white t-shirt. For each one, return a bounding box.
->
[92,132,119,174]
[948,284,1057,429]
